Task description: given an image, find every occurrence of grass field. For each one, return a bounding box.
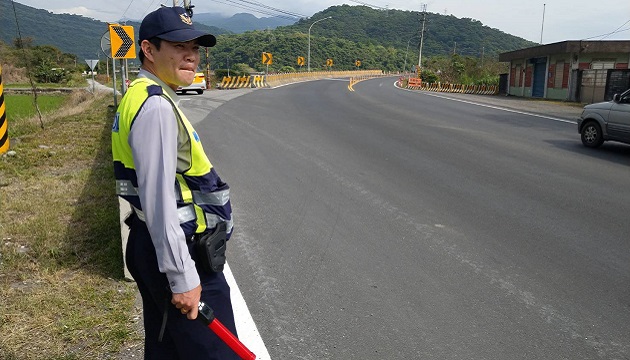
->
[3,94,68,136]
[0,89,140,359]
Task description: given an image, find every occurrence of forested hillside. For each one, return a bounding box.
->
[1,1,536,80]
[0,0,228,60]
[208,6,535,73]
[285,5,535,57]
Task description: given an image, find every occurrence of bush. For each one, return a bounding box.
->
[420,69,439,83]
[279,66,296,73]
[33,63,70,84]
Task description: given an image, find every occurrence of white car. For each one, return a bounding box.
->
[577,88,630,148]
[176,72,207,94]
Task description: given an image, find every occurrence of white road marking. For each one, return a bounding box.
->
[395,81,577,124]
[225,262,272,359]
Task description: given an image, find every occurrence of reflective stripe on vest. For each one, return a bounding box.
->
[133,205,197,224]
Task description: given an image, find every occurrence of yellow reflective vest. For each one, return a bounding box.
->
[112,77,232,236]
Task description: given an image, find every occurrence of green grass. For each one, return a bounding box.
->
[3,94,68,136]
[0,90,141,359]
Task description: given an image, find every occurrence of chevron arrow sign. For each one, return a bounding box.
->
[262,52,273,65]
[109,24,136,59]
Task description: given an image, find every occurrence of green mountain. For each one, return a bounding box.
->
[284,5,535,57]
[194,12,295,33]
[0,0,229,60]
[1,1,536,72]
[208,5,536,73]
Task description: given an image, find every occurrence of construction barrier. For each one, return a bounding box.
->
[0,65,8,155]
[252,75,266,88]
[219,76,231,89]
[405,78,499,95]
[266,70,382,88]
[216,70,386,90]
[218,75,258,89]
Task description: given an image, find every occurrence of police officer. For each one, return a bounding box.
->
[111,6,238,359]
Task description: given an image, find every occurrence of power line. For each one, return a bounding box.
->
[229,0,305,18]
[582,20,630,40]
[119,0,136,21]
[212,0,304,19]
[141,0,159,18]
[598,19,630,40]
[348,0,388,10]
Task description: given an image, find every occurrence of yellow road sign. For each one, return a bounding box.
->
[326,58,333,67]
[262,52,273,65]
[109,24,136,59]
[355,60,361,67]
[297,56,305,66]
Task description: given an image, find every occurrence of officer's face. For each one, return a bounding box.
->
[145,39,200,91]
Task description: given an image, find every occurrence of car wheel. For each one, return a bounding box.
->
[581,121,604,148]
[197,89,204,94]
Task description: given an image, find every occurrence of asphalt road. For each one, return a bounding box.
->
[182,78,630,359]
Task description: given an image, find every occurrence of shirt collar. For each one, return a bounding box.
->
[137,69,180,106]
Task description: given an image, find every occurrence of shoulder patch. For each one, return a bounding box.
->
[112,112,120,132]
[147,84,163,97]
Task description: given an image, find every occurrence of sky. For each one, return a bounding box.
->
[13,0,630,44]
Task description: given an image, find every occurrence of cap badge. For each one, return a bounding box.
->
[179,13,193,25]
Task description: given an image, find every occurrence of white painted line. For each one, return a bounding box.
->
[394,81,577,124]
[224,262,272,359]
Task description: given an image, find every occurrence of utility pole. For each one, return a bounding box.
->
[417,4,427,70]
[540,4,546,44]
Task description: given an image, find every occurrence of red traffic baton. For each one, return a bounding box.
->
[198,301,256,360]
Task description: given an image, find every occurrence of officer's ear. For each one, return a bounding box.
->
[141,40,154,61]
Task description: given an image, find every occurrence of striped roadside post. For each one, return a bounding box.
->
[0,65,9,154]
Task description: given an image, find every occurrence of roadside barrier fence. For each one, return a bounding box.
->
[400,77,498,95]
[218,70,384,89]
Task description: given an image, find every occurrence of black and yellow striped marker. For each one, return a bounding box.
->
[0,64,9,154]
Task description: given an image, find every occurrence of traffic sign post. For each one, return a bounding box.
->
[262,52,272,75]
[326,58,333,69]
[297,56,305,70]
[108,24,135,96]
[85,60,99,93]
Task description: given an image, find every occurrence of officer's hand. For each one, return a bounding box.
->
[172,284,201,320]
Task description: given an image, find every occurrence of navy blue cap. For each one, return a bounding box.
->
[139,6,216,47]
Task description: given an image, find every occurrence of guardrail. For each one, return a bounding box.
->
[402,77,498,95]
[218,70,385,90]
[348,72,391,91]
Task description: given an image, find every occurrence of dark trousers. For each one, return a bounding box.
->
[126,216,240,360]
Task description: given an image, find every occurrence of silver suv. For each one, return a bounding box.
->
[577,88,630,148]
